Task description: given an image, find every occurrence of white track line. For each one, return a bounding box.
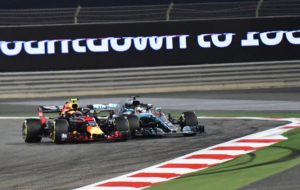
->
[0,117,38,119]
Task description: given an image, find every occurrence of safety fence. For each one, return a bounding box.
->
[1,60,300,99]
[1,0,300,26]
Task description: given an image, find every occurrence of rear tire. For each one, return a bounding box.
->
[126,115,139,138]
[22,119,42,143]
[53,119,69,144]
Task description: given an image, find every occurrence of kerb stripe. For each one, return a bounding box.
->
[211,146,261,151]
[185,154,240,160]
[237,139,284,143]
[97,181,156,188]
[159,163,211,169]
[130,172,181,179]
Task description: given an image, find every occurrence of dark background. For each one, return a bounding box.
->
[0,16,300,72]
[1,0,257,9]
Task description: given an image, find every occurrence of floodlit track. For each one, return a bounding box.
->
[1,89,299,190]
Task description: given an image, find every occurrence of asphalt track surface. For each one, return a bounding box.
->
[1,88,300,190]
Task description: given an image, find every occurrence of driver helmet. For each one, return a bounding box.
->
[136,106,144,113]
[61,98,79,116]
[68,98,79,110]
[154,107,162,117]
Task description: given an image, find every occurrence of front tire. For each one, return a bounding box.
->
[115,116,129,132]
[115,116,129,140]
[53,119,69,144]
[181,112,199,127]
[126,115,139,138]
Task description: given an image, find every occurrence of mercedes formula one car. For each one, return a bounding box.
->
[90,96,205,138]
[22,99,130,144]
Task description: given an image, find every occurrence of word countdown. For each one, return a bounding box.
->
[0,30,299,56]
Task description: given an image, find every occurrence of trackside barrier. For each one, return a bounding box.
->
[1,16,300,72]
[1,60,300,99]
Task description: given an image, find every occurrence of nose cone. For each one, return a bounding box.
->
[87,126,104,136]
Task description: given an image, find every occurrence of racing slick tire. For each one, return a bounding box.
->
[115,116,130,140]
[22,119,42,143]
[115,116,130,132]
[180,111,198,127]
[105,116,129,142]
[53,119,69,144]
[180,112,201,135]
[181,112,199,126]
[182,112,205,133]
[126,115,139,138]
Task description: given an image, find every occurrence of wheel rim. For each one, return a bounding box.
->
[22,123,28,140]
[53,122,56,142]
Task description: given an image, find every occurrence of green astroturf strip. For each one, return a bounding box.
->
[146,128,300,190]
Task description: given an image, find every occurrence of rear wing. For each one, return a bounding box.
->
[86,104,119,118]
[87,104,119,112]
[38,106,63,113]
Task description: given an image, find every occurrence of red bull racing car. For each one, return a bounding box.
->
[22,98,130,144]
